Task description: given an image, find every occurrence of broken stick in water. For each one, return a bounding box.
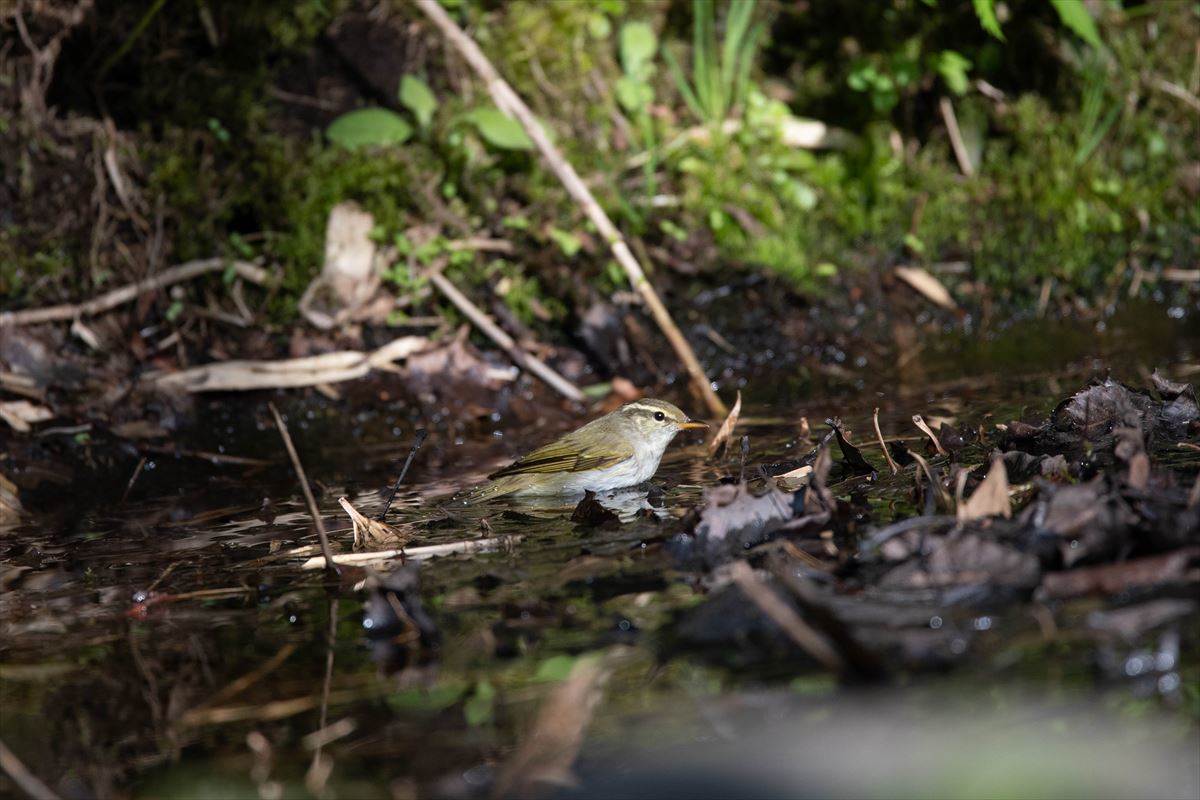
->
[380,429,428,521]
[269,402,336,573]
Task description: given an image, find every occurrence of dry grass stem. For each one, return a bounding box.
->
[269,402,335,572]
[707,390,742,458]
[872,408,900,474]
[912,414,949,456]
[0,258,273,326]
[414,0,726,418]
[427,269,583,402]
[299,535,520,570]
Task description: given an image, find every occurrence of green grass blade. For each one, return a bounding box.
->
[722,0,755,117]
[732,20,766,115]
[664,45,706,123]
[693,0,715,120]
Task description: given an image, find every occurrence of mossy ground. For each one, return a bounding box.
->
[3,0,1196,328]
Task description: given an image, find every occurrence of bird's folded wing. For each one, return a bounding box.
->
[487,428,633,478]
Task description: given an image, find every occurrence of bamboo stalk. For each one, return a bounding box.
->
[414,0,726,418]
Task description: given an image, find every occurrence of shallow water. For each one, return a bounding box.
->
[2,302,1198,798]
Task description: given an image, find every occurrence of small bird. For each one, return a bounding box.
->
[458,399,707,502]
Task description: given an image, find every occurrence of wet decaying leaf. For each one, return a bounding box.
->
[668,374,1198,678]
[677,482,801,568]
[826,418,876,477]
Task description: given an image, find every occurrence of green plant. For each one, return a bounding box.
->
[399,75,438,133]
[616,20,660,194]
[664,0,764,126]
[326,108,413,150]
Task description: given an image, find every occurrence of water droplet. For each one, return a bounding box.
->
[973,616,992,631]
[929,616,943,630]
[1157,672,1180,693]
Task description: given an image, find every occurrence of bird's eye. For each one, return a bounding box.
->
[654,411,665,421]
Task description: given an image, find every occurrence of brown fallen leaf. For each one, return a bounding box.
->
[894,265,958,310]
[708,390,742,458]
[958,459,1011,521]
[0,400,53,432]
[339,497,409,549]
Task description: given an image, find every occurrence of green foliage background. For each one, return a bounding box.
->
[3,0,1196,321]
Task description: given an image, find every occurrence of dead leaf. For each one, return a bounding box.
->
[339,497,408,549]
[708,390,742,458]
[958,459,1011,521]
[894,266,957,310]
[0,400,53,432]
[880,531,1040,590]
[912,414,948,456]
[686,482,798,567]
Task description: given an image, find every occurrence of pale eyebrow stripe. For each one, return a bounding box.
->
[624,402,665,415]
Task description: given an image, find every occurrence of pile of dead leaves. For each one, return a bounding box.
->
[671,373,1199,679]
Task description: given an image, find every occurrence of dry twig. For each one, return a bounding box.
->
[872,408,900,475]
[0,739,62,800]
[707,390,742,458]
[427,269,583,402]
[269,402,335,572]
[299,535,519,570]
[939,96,975,176]
[728,561,844,673]
[413,0,725,418]
[0,258,273,326]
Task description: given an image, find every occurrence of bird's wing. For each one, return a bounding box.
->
[487,424,634,479]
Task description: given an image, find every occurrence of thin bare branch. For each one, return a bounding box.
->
[413,0,726,418]
[0,258,273,326]
[427,269,584,402]
[269,402,335,572]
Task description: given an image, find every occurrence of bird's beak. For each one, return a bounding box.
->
[677,420,708,430]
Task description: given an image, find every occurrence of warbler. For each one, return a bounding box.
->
[458,399,706,502]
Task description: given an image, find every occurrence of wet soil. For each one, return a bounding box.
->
[1,301,1198,799]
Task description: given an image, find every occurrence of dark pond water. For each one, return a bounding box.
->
[2,302,1198,799]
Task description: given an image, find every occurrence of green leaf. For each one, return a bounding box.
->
[326,108,413,150]
[935,50,973,96]
[466,108,533,151]
[463,680,495,727]
[615,75,653,113]
[399,75,437,130]
[721,0,756,114]
[588,13,612,40]
[549,227,582,257]
[972,0,1005,41]
[1050,0,1103,48]
[619,21,657,75]
[664,46,705,123]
